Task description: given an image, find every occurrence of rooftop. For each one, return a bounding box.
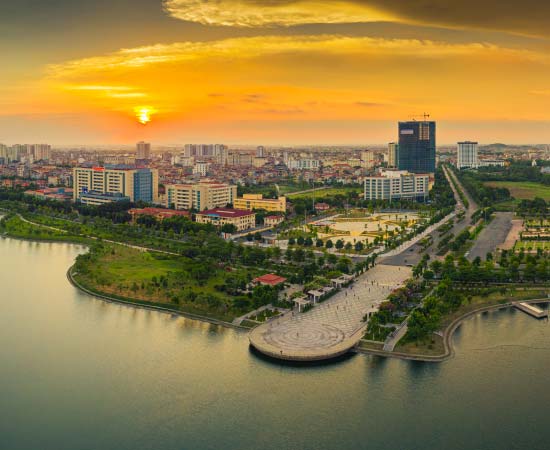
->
[198,208,254,218]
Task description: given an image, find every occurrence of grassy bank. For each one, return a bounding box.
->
[395,287,548,357]
[72,243,262,323]
[0,214,90,244]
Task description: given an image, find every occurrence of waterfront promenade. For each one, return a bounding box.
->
[249,264,411,361]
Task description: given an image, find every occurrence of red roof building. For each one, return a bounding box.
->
[129,207,190,223]
[253,274,287,286]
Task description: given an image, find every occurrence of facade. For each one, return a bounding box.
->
[286,159,321,171]
[195,208,256,231]
[264,215,285,227]
[234,194,286,212]
[72,167,158,203]
[478,159,506,168]
[78,191,130,206]
[457,141,479,169]
[193,161,210,177]
[165,182,237,211]
[388,142,398,167]
[364,170,430,201]
[397,121,436,174]
[136,141,151,160]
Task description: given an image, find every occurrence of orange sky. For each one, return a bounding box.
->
[1,0,550,145]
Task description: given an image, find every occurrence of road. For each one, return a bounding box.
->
[466,212,513,261]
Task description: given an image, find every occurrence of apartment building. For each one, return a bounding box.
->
[195,208,256,232]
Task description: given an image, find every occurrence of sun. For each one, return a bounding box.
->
[134,106,156,125]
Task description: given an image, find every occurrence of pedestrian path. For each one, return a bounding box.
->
[249,264,411,361]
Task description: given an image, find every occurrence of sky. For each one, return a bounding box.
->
[1,0,550,145]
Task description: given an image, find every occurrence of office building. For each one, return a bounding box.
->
[136,141,151,160]
[388,142,398,167]
[73,166,158,204]
[397,121,436,174]
[195,208,256,232]
[457,141,479,169]
[364,170,430,202]
[165,182,237,211]
[256,146,265,158]
[234,194,286,212]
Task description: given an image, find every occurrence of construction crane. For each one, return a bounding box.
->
[410,113,431,122]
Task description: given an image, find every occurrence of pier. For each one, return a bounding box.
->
[513,302,548,319]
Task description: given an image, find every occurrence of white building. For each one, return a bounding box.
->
[193,161,210,177]
[165,182,237,211]
[73,167,158,204]
[457,141,478,169]
[364,170,430,202]
[286,158,321,171]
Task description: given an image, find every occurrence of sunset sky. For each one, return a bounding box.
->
[2,0,550,145]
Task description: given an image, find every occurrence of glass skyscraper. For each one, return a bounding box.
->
[397,121,436,174]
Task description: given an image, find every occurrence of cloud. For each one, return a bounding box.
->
[163,0,550,36]
[163,0,392,27]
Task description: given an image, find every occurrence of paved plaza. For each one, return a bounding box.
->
[249,264,411,361]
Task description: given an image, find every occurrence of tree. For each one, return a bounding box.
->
[288,237,296,245]
[221,223,237,234]
[335,239,344,250]
[354,241,364,252]
[325,239,333,249]
[316,239,324,247]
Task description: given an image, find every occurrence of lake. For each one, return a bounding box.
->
[1,237,550,450]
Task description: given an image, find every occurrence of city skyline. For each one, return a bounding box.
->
[1,0,550,145]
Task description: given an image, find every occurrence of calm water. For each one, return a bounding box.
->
[2,237,550,450]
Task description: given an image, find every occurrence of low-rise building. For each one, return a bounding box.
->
[78,191,130,206]
[364,170,430,202]
[264,215,285,227]
[195,208,256,231]
[234,194,286,212]
[128,207,190,223]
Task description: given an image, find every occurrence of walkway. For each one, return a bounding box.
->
[467,212,513,261]
[249,264,411,361]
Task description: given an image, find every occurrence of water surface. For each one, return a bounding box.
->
[1,237,549,450]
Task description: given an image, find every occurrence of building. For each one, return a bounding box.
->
[78,191,130,206]
[234,194,287,212]
[72,166,158,204]
[364,170,430,202]
[361,150,376,169]
[165,182,237,211]
[264,215,285,227]
[252,274,287,287]
[256,146,265,158]
[193,161,210,177]
[478,159,506,168]
[33,144,51,161]
[136,141,151,160]
[457,141,479,169]
[286,158,321,171]
[195,208,255,231]
[388,142,398,167]
[397,121,436,174]
[128,207,190,223]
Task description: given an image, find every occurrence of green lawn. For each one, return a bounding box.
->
[484,181,550,201]
[287,186,363,200]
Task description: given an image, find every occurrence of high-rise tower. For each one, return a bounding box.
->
[397,120,436,174]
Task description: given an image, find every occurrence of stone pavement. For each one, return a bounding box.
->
[249,264,411,361]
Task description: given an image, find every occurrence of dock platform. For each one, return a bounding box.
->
[513,302,548,319]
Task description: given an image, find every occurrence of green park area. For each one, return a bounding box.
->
[71,244,267,323]
[484,181,550,201]
[286,186,363,200]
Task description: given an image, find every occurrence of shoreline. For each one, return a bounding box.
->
[356,298,550,362]
[5,225,549,365]
[66,265,249,332]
